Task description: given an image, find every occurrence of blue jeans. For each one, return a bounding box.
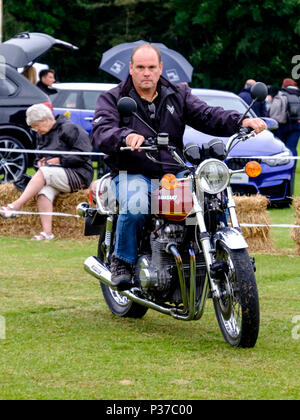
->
[113,173,159,264]
[113,171,186,264]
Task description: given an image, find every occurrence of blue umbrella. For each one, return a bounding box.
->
[99,40,193,83]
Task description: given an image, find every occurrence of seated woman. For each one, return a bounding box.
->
[0,103,94,240]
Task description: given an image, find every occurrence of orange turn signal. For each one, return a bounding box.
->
[161,173,178,190]
[245,161,262,178]
[88,189,94,204]
[88,180,98,204]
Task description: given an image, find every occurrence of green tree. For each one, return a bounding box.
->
[3,0,175,82]
[170,0,300,91]
[3,0,300,91]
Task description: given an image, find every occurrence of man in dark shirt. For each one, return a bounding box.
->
[37,69,57,96]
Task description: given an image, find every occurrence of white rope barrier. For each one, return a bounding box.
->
[2,209,300,227]
[0,147,105,156]
[0,147,300,160]
[240,223,300,228]
[1,147,300,225]
[3,209,80,218]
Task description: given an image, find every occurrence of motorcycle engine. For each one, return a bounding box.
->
[135,219,205,303]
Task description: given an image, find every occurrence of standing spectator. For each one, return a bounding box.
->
[37,69,57,96]
[0,103,94,240]
[239,79,268,117]
[265,85,279,115]
[269,78,300,157]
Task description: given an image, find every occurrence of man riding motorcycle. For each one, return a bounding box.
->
[92,43,267,291]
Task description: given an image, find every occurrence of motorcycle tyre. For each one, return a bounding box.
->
[213,246,260,348]
[97,224,148,318]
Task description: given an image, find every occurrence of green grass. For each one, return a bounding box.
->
[0,238,299,400]
[268,206,295,251]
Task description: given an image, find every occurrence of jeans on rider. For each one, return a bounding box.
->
[113,173,159,265]
[113,171,186,265]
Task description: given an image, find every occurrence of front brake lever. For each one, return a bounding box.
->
[238,126,252,136]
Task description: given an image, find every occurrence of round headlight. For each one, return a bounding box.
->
[196,159,230,194]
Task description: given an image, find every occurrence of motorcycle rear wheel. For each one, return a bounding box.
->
[97,226,148,318]
[213,245,260,348]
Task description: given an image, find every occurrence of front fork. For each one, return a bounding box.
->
[192,188,242,300]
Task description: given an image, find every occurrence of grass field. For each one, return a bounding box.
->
[0,163,300,400]
[0,238,299,400]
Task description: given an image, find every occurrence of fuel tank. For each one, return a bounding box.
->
[152,179,194,222]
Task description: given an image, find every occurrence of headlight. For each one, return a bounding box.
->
[261,151,291,166]
[195,159,230,194]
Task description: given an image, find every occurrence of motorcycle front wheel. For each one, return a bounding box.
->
[97,225,148,318]
[213,245,260,348]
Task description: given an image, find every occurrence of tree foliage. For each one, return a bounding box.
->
[3,0,300,92]
[171,0,300,90]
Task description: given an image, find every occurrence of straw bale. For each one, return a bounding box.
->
[291,197,300,254]
[233,195,275,253]
[0,182,90,240]
[293,197,300,219]
[0,183,274,252]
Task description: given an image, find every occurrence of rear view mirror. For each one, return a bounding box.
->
[117,97,137,116]
[251,82,268,102]
[117,96,158,135]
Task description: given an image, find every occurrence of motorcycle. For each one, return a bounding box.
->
[78,82,268,348]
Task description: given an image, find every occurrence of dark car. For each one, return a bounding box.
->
[0,32,78,183]
[186,89,295,205]
[52,82,117,176]
[52,82,117,135]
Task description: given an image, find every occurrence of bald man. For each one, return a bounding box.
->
[239,79,267,117]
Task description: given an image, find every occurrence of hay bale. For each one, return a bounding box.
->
[234,194,275,253]
[0,182,90,240]
[292,197,300,219]
[0,183,274,251]
[291,197,300,254]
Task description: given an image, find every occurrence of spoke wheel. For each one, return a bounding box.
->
[97,222,148,318]
[213,245,260,348]
[0,136,28,183]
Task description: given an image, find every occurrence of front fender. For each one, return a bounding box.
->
[213,227,248,250]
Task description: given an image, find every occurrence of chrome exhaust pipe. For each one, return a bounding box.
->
[84,256,112,286]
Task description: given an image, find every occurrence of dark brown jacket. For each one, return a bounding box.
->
[92,76,243,178]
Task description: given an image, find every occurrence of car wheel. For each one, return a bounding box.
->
[0,136,28,183]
